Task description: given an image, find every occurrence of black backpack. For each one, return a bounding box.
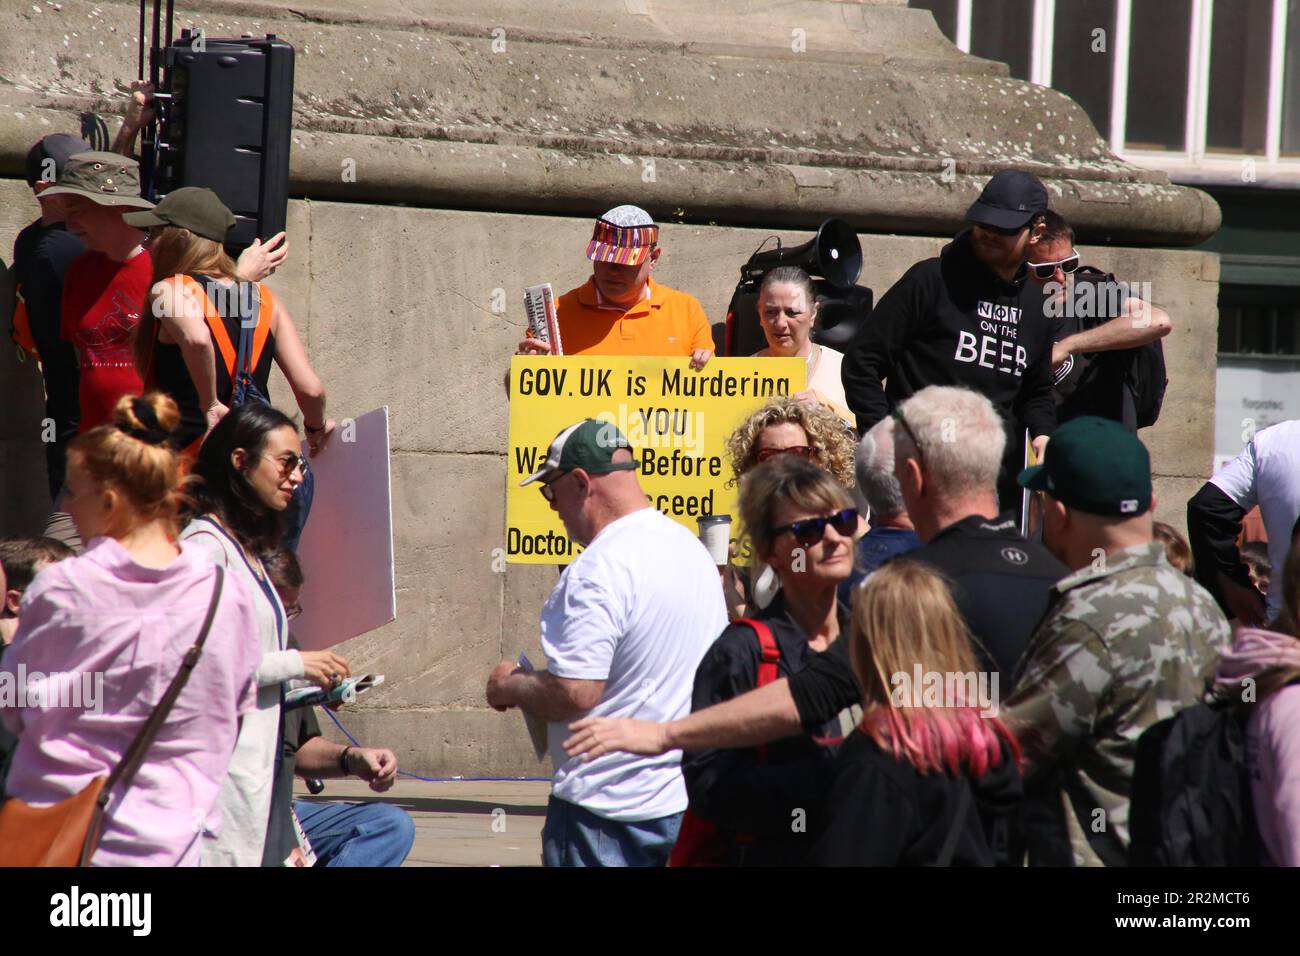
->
[1127,337,1167,429]
[1128,697,1259,866]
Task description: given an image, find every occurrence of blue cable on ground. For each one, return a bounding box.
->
[322,707,551,783]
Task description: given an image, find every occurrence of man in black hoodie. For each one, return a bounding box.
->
[842,170,1057,509]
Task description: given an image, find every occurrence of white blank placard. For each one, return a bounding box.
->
[292,406,396,650]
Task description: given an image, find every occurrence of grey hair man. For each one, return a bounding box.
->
[889,385,1068,675]
[838,418,921,603]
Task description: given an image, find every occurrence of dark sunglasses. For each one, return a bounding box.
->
[772,508,859,547]
[755,445,816,464]
[1027,253,1080,280]
[264,451,305,479]
[539,470,573,502]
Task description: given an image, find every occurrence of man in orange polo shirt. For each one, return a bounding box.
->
[517,205,713,367]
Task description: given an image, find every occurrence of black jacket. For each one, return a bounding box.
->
[811,729,1023,866]
[908,515,1068,679]
[683,593,845,866]
[841,230,1056,440]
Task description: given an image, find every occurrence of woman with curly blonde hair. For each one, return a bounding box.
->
[725,395,857,490]
[722,396,858,618]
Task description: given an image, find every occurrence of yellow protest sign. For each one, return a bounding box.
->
[506,356,806,564]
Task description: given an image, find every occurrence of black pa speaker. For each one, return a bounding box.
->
[151,31,294,253]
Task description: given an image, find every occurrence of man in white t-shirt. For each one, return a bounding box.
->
[1188,418,1300,625]
[486,418,727,866]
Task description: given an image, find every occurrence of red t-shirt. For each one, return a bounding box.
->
[61,249,152,432]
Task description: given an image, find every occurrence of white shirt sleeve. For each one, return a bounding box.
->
[541,569,622,681]
[1208,439,1260,511]
[256,649,305,687]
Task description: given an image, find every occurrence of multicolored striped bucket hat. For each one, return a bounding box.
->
[585,205,659,266]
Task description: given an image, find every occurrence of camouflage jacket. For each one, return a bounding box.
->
[1004,542,1231,866]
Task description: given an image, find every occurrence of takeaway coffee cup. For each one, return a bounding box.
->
[697,514,732,565]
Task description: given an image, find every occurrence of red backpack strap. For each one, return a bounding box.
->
[735,618,781,688]
[734,618,780,764]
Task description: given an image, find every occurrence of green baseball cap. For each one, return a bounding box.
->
[122,186,236,242]
[1018,416,1152,517]
[520,418,639,486]
[39,151,154,208]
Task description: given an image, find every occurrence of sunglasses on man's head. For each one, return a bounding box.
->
[755,445,816,464]
[890,408,926,472]
[1027,253,1080,280]
[772,508,859,548]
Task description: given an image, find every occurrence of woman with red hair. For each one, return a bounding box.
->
[811,559,1023,866]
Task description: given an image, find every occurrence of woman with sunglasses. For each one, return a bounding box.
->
[722,396,857,618]
[681,455,858,865]
[181,401,349,866]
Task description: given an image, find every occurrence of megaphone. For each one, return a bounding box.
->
[717,218,872,357]
[741,217,862,291]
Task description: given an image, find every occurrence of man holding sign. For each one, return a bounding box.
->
[515,204,714,368]
[486,418,727,867]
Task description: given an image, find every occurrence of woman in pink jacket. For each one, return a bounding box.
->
[0,392,261,866]
[1215,534,1300,866]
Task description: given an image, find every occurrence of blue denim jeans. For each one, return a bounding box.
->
[294,800,416,867]
[542,796,682,867]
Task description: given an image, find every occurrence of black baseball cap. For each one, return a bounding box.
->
[122,187,236,242]
[25,133,94,187]
[966,169,1049,231]
[1018,416,1152,517]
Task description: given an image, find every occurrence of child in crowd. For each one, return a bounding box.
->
[1152,521,1194,577]
[0,537,76,646]
[811,559,1023,866]
[1242,541,1272,598]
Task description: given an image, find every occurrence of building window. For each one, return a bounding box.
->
[1125,0,1193,151]
[909,0,1300,178]
[970,0,1035,80]
[1051,0,1118,136]
[1283,0,1300,155]
[1217,287,1300,357]
[1206,0,1272,153]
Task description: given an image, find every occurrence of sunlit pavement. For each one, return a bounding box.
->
[293,778,550,867]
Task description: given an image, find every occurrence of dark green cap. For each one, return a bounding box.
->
[122,186,235,242]
[519,419,638,486]
[1018,416,1152,517]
